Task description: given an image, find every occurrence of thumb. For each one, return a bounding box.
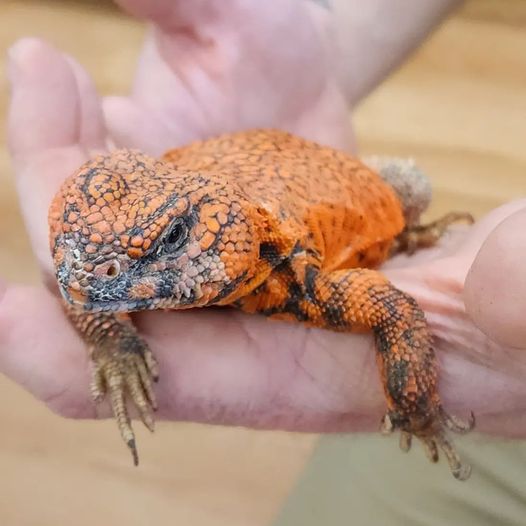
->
[464,206,526,349]
[7,38,106,273]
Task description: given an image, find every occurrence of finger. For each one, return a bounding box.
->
[115,2,353,149]
[64,56,107,152]
[8,38,106,157]
[115,0,462,112]
[103,95,175,156]
[113,0,178,26]
[7,38,105,271]
[464,206,526,349]
[114,0,279,31]
[456,198,526,263]
[7,38,80,160]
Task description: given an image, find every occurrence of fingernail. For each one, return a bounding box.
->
[7,38,33,84]
[7,37,46,85]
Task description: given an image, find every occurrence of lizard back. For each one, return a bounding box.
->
[163,129,405,270]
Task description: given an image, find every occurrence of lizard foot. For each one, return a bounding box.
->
[90,341,159,465]
[381,407,475,481]
[393,211,475,255]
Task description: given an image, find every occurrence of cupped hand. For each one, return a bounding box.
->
[2,1,525,436]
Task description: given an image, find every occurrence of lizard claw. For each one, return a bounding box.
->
[440,407,475,434]
[393,211,475,255]
[399,431,412,452]
[90,343,158,465]
[381,407,474,480]
[128,438,139,467]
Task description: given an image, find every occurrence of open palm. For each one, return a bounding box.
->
[3,0,526,437]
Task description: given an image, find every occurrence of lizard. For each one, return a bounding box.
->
[48,129,475,479]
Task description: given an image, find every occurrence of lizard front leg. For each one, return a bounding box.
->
[310,268,474,479]
[66,305,159,465]
[242,266,474,480]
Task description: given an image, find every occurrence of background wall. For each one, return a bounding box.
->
[0,1,524,525]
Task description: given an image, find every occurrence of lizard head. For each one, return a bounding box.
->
[48,149,264,312]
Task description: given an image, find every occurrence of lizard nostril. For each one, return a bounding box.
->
[93,259,122,279]
[105,261,121,279]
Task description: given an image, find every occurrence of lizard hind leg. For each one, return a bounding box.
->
[364,155,474,255]
[393,211,475,255]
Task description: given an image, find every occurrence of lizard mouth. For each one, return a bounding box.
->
[82,298,163,313]
[65,285,88,303]
[60,283,164,313]
[65,295,173,313]
[59,269,206,313]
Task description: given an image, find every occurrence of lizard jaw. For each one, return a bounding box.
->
[61,281,207,313]
[66,296,176,313]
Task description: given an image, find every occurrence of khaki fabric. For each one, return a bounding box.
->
[274,435,526,525]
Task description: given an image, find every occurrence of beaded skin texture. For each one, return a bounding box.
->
[48,129,474,478]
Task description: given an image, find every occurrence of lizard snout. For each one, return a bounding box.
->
[66,282,88,303]
[60,258,125,308]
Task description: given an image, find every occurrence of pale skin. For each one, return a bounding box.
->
[2,0,526,441]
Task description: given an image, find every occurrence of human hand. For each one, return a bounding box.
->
[3,0,525,436]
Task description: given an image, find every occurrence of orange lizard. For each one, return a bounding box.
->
[48,129,474,479]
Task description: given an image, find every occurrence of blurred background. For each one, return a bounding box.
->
[0,1,525,525]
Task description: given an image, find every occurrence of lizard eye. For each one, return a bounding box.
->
[162,219,188,253]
